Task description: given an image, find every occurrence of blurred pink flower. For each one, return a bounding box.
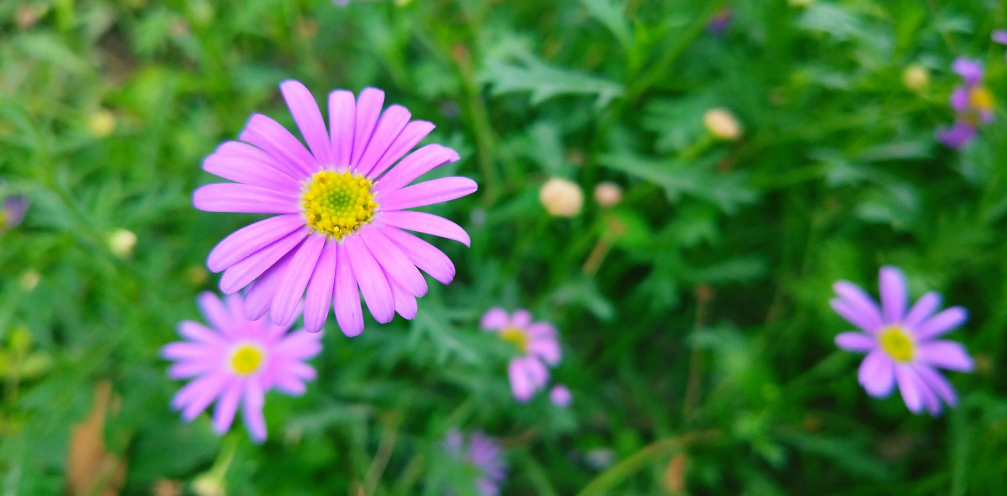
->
[936,58,993,148]
[194,81,475,335]
[832,266,974,415]
[444,430,507,496]
[481,308,562,402]
[549,384,572,407]
[1,195,28,232]
[162,292,323,442]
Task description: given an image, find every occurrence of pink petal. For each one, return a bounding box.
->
[206,214,305,273]
[379,210,470,246]
[368,120,435,180]
[345,235,395,324]
[912,363,958,407]
[271,234,325,326]
[528,336,561,365]
[835,332,876,353]
[196,291,236,336]
[181,374,232,421]
[357,105,410,177]
[390,277,418,320]
[243,251,293,321]
[171,372,228,411]
[275,331,323,359]
[832,281,884,332]
[830,299,882,335]
[334,243,365,337]
[239,113,316,178]
[303,239,337,332]
[373,144,461,195]
[242,379,267,442]
[207,141,303,182]
[526,322,557,339]
[380,227,456,285]
[328,90,356,168]
[903,292,941,329]
[177,321,225,345]
[168,360,217,379]
[511,310,532,329]
[280,80,333,166]
[550,385,572,407]
[914,307,968,341]
[273,375,307,395]
[379,177,478,212]
[360,227,428,298]
[916,341,975,372]
[508,359,535,402]
[219,227,309,294]
[858,350,895,398]
[481,308,509,331]
[895,365,925,414]
[350,88,385,168]
[203,147,302,195]
[212,382,243,434]
[193,183,301,214]
[161,342,215,361]
[879,266,908,324]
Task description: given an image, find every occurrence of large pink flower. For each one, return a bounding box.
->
[163,292,323,442]
[832,266,974,415]
[194,81,476,336]
[480,308,562,402]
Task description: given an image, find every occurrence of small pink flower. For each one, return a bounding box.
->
[480,308,561,402]
[832,267,974,416]
[444,430,507,496]
[163,292,323,442]
[549,385,572,407]
[194,81,475,336]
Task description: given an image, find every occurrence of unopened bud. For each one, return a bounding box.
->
[550,385,572,407]
[20,270,40,292]
[703,108,742,141]
[593,182,622,207]
[108,229,137,258]
[89,110,116,138]
[539,178,584,217]
[902,65,929,92]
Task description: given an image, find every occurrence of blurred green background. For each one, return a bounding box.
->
[3,0,1007,494]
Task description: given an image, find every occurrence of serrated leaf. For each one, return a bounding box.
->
[481,56,624,108]
[579,0,633,51]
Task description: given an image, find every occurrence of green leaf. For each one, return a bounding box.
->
[579,0,633,52]
[481,55,624,108]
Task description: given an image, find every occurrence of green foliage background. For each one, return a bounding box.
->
[2,0,1007,494]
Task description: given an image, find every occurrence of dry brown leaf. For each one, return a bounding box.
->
[67,381,127,496]
[663,453,689,494]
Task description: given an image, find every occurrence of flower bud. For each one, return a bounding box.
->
[108,229,137,258]
[88,110,116,138]
[703,108,742,141]
[550,385,572,407]
[902,65,929,92]
[539,178,583,217]
[593,182,623,207]
[20,270,40,292]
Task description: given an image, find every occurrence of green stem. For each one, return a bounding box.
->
[574,430,721,496]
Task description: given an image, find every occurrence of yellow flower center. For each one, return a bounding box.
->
[878,326,914,363]
[229,344,265,375]
[969,86,994,112]
[499,327,529,353]
[301,170,378,239]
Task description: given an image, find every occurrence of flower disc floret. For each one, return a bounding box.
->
[499,327,529,353]
[303,170,377,238]
[878,326,913,362]
[230,343,265,375]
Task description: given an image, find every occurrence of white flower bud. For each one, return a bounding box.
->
[902,65,929,92]
[703,108,742,141]
[108,229,137,258]
[539,178,583,217]
[88,110,116,138]
[593,182,623,208]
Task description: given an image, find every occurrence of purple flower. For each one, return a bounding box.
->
[445,430,507,496]
[832,266,974,416]
[993,30,1007,47]
[549,384,572,407]
[194,81,476,335]
[1,195,28,231]
[162,292,323,442]
[480,308,561,402]
[707,8,732,34]
[937,58,994,148]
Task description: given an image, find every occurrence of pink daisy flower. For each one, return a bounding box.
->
[480,308,561,402]
[162,292,323,442]
[832,266,974,416]
[194,81,475,336]
[444,430,507,496]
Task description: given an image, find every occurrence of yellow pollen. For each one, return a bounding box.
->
[878,326,914,363]
[499,327,529,353]
[301,170,378,239]
[230,344,265,375]
[969,86,994,112]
